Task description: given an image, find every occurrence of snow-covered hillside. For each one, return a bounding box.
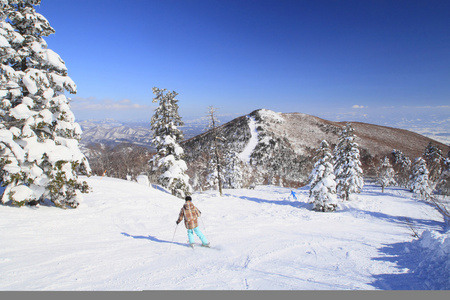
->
[183,109,450,189]
[0,176,448,290]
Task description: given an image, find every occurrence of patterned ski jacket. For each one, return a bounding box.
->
[177,202,201,229]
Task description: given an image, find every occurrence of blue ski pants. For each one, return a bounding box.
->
[187,227,208,245]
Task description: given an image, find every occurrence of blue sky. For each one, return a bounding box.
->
[36,0,449,132]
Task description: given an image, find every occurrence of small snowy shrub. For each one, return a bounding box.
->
[377,156,396,193]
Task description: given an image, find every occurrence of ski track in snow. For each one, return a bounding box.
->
[238,116,258,163]
[0,177,446,290]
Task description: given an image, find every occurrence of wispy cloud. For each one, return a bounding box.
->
[70,97,153,111]
[400,105,450,109]
[352,105,367,109]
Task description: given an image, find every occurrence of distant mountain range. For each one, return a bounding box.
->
[78,119,206,150]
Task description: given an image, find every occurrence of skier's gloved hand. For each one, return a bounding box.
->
[176,220,180,225]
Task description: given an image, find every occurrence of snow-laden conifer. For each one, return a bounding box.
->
[0,0,90,208]
[409,157,432,200]
[333,123,364,201]
[392,149,412,188]
[436,158,450,196]
[223,150,245,189]
[423,142,444,184]
[377,156,396,193]
[150,87,191,198]
[205,157,223,191]
[308,140,338,212]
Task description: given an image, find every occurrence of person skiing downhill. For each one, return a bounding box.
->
[176,196,210,248]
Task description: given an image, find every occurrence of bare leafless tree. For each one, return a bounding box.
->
[85,143,153,180]
[206,106,225,196]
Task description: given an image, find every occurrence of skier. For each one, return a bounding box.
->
[290,190,297,200]
[176,196,210,248]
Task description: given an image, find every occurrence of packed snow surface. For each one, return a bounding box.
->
[0,176,448,290]
[238,116,258,163]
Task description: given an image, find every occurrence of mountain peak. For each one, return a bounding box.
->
[182,109,449,189]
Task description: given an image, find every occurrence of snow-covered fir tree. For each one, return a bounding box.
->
[205,158,223,191]
[308,140,338,212]
[423,142,444,184]
[0,0,90,208]
[409,157,432,200]
[391,149,412,188]
[223,150,245,189]
[435,158,450,196]
[377,156,396,193]
[333,123,364,201]
[150,87,191,198]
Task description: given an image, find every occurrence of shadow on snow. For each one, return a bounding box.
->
[370,240,443,290]
[121,232,189,248]
[227,194,313,210]
[349,209,444,231]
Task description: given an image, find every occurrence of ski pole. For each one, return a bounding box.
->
[200,216,208,236]
[169,223,178,251]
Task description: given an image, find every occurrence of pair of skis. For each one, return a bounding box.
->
[189,242,211,249]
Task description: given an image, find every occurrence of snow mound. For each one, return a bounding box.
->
[409,230,450,289]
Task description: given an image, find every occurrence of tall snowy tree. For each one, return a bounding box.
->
[150,87,191,198]
[391,149,412,188]
[308,140,338,212]
[435,158,450,196]
[0,0,90,208]
[423,142,444,184]
[409,157,432,200]
[223,150,245,189]
[333,123,364,201]
[205,106,224,195]
[377,156,396,193]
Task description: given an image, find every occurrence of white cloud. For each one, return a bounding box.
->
[71,97,153,111]
[400,105,450,110]
[352,105,367,109]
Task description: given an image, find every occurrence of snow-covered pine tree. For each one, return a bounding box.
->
[377,156,396,193]
[409,157,432,200]
[308,140,338,212]
[435,158,450,196]
[223,150,245,189]
[205,157,223,191]
[150,87,191,198]
[0,0,90,208]
[333,123,364,201]
[391,149,412,188]
[423,142,444,184]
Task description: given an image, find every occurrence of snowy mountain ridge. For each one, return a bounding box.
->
[182,109,449,188]
[78,120,205,149]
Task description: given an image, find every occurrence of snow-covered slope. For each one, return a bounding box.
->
[0,176,448,290]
